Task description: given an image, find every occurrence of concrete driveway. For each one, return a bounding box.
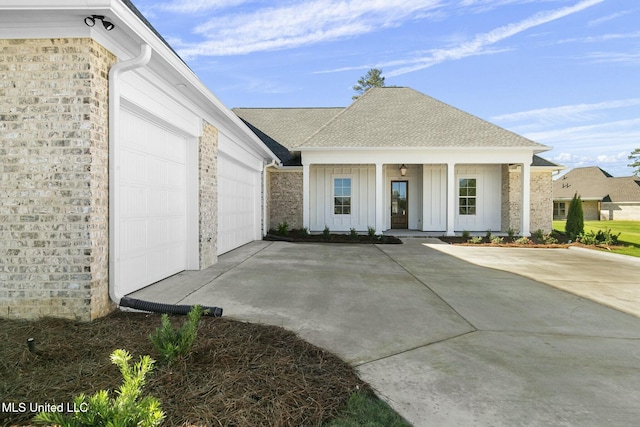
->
[131,239,640,426]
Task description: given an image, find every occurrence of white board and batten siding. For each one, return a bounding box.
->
[309,165,376,232]
[455,164,501,231]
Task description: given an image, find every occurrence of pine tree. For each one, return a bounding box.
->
[565,193,584,240]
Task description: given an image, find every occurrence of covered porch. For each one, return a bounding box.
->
[301,149,534,236]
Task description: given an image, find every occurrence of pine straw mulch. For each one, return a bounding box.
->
[0,311,370,427]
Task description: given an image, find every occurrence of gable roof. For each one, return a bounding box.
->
[233,107,343,165]
[553,167,640,202]
[297,87,550,151]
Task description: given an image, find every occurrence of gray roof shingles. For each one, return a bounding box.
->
[553,166,640,202]
[298,87,549,150]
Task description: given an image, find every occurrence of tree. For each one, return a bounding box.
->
[352,68,385,100]
[565,192,584,240]
[628,148,640,175]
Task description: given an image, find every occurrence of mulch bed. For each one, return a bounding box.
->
[0,311,369,426]
[265,232,402,244]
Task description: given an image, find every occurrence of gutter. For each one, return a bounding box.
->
[108,44,152,306]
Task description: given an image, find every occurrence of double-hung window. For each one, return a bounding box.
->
[459,178,477,215]
[334,178,351,215]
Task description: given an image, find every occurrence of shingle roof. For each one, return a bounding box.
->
[298,87,549,150]
[233,108,343,165]
[553,167,640,202]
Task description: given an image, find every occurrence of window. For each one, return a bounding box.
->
[553,202,566,218]
[459,178,477,215]
[334,178,351,215]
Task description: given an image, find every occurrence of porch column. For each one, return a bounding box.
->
[520,161,531,236]
[302,163,310,230]
[375,162,384,234]
[446,162,456,236]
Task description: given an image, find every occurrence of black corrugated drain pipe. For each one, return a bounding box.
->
[119,296,223,317]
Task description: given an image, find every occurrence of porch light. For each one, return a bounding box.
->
[84,15,115,31]
[399,164,407,177]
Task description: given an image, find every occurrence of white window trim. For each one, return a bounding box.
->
[331,174,354,217]
[457,176,478,217]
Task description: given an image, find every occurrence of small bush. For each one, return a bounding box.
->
[149,305,204,365]
[565,193,584,239]
[507,227,517,238]
[469,236,483,244]
[579,229,621,246]
[367,226,376,237]
[297,227,310,237]
[543,233,558,244]
[349,228,358,239]
[515,236,533,245]
[485,229,492,240]
[533,229,545,240]
[323,225,331,240]
[34,349,164,427]
[491,236,504,245]
[276,221,289,236]
[462,230,470,239]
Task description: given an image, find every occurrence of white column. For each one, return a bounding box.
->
[375,163,384,234]
[446,162,456,236]
[520,161,531,236]
[303,163,310,230]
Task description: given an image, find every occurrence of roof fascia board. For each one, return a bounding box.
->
[0,1,278,163]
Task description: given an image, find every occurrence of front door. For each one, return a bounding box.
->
[391,181,408,229]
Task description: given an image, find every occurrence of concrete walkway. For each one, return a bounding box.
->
[130,239,640,426]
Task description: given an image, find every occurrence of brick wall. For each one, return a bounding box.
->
[0,38,115,320]
[199,121,218,268]
[501,166,553,234]
[268,169,303,231]
[529,170,553,233]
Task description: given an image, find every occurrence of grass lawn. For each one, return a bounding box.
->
[553,220,640,257]
[0,311,408,426]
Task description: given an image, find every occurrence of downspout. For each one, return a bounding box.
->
[108,44,152,306]
[263,160,279,236]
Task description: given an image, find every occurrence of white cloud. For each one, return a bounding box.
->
[174,0,442,57]
[159,0,252,13]
[492,99,640,124]
[584,51,640,64]
[588,9,633,26]
[386,0,605,76]
[597,152,628,163]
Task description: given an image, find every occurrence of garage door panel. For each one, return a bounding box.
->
[217,153,260,255]
[117,109,188,295]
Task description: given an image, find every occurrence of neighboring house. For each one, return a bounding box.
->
[553,167,640,221]
[235,87,562,237]
[0,1,279,320]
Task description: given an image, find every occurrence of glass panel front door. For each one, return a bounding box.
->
[391,181,408,229]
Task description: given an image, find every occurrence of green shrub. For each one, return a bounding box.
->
[149,305,204,365]
[462,230,470,240]
[367,226,376,237]
[579,229,621,246]
[469,236,483,244]
[34,349,164,427]
[543,233,558,244]
[297,227,310,237]
[485,229,492,240]
[515,236,532,245]
[533,229,545,240]
[349,228,358,239]
[565,193,584,239]
[276,221,289,236]
[490,236,504,245]
[507,227,517,238]
[323,225,331,240]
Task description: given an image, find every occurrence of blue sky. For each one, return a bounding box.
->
[132,0,639,177]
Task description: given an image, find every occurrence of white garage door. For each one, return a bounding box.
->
[116,109,188,295]
[217,152,261,255]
